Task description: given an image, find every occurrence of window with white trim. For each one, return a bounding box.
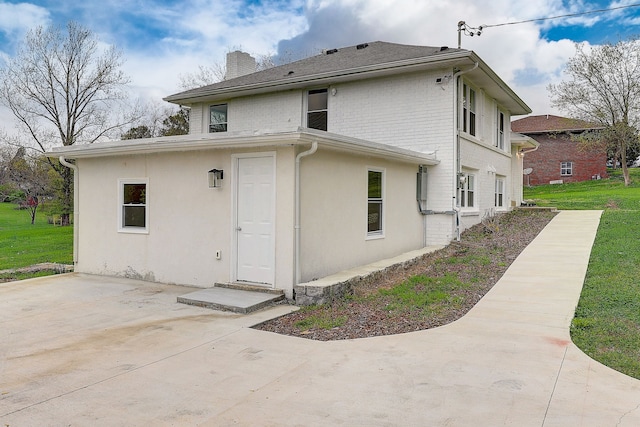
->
[367,169,384,236]
[119,179,148,232]
[561,161,573,176]
[495,177,505,208]
[307,88,328,131]
[459,172,475,208]
[462,83,476,136]
[209,104,227,132]
[496,109,505,150]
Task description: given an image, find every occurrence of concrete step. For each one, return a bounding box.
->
[177,286,284,314]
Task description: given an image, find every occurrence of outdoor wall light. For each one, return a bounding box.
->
[208,169,224,188]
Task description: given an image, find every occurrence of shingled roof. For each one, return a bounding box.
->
[165,41,531,115]
[511,115,602,134]
[165,41,458,102]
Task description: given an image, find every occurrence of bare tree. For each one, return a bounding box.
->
[0,21,136,224]
[179,63,226,90]
[178,49,292,90]
[549,39,640,186]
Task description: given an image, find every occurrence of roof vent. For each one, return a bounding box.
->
[356,43,369,50]
[325,48,338,55]
[287,71,294,75]
[439,46,449,51]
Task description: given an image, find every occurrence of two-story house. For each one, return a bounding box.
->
[48,41,533,300]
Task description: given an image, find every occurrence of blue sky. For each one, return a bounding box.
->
[1,0,640,122]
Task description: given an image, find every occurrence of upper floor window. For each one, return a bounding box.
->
[367,168,384,237]
[209,104,228,132]
[119,179,148,233]
[496,109,505,150]
[462,84,476,136]
[561,161,573,176]
[307,89,328,131]
[459,172,475,208]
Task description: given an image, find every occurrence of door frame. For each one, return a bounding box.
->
[230,152,277,287]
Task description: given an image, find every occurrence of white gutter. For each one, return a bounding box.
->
[46,129,438,166]
[58,156,79,266]
[294,141,318,285]
[452,62,478,241]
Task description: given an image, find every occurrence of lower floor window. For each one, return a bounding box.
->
[459,172,475,208]
[120,179,148,232]
[367,169,384,235]
[561,161,573,176]
[495,177,505,208]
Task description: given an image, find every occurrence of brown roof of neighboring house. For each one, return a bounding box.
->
[511,115,602,134]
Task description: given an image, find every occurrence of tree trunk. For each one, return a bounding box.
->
[621,146,631,186]
[61,167,73,226]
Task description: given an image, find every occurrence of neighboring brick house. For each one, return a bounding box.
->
[511,115,608,185]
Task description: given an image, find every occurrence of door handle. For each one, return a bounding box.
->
[236,227,242,231]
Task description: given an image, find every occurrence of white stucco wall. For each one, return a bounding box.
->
[297,147,429,282]
[75,146,295,294]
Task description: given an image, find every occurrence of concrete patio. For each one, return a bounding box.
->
[3,210,640,426]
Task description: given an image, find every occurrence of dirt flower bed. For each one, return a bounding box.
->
[255,208,557,341]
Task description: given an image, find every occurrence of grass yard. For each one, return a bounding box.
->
[0,202,73,271]
[524,168,640,379]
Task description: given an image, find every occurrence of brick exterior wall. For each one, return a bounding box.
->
[523,132,608,185]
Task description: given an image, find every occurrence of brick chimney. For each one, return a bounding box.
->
[225,51,256,80]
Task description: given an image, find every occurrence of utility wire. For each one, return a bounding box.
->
[483,2,640,28]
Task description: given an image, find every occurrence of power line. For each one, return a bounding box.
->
[483,3,640,28]
[458,3,640,47]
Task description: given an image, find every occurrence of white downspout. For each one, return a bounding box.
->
[294,141,318,286]
[452,62,478,241]
[59,156,79,266]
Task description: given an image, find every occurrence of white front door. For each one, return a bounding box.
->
[235,155,275,285]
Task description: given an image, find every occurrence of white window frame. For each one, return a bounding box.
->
[209,103,228,133]
[366,167,385,239]
[496,108,505,150]
[306,88,328,131]
[495,176,506,209]
[462,83,477,137]
[459,172,476,209]
[118,178,149,234]
[561,161,573,176]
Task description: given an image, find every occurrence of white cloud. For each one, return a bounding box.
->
[272,0,588,116]
[0,2,50,36]
[0,0,627,135]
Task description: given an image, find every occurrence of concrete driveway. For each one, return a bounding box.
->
[3,210,640,426]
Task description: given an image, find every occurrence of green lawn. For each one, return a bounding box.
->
[525,168,640,379]
[0,202,73,270]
